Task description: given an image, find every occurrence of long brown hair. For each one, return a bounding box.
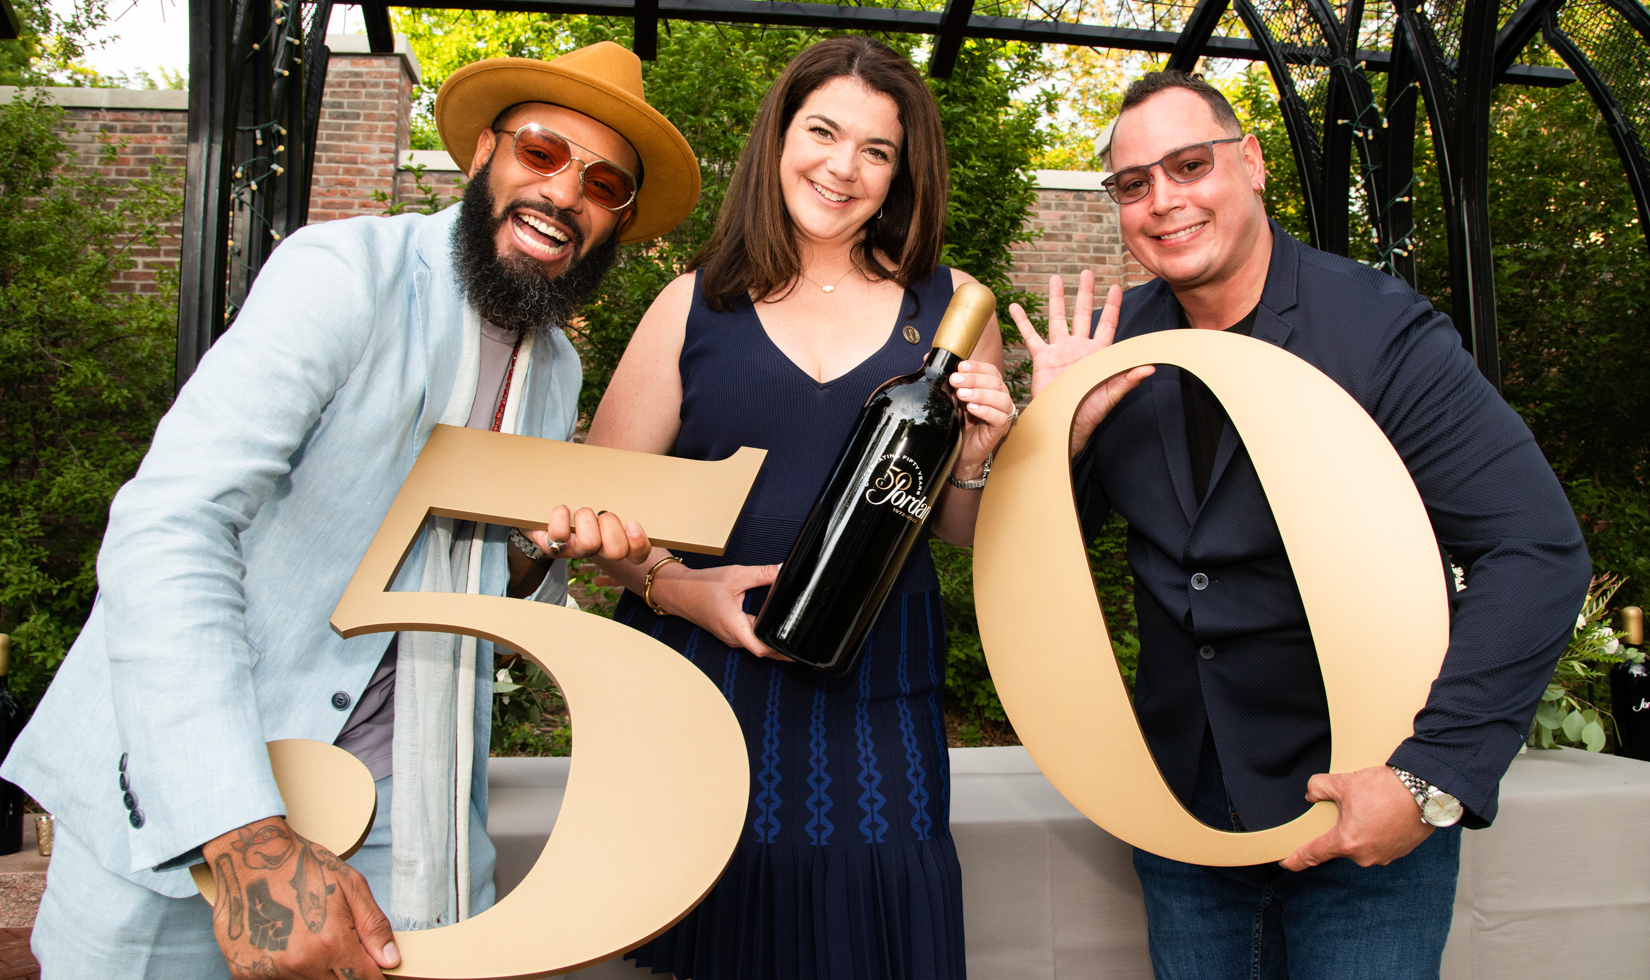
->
[691,36,950,311]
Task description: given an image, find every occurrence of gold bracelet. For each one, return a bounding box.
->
[644,555,684,616]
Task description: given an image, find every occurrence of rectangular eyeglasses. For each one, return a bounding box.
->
[1101,137,1245,205]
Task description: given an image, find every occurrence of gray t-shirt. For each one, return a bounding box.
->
[333,319,521,779]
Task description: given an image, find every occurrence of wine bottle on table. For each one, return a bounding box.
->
[754,282,997,672]
[1609,607,1649,761]
[0,635,22,855]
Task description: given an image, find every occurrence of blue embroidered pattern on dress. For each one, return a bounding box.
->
[925,592,950,810]
[805,675,834,845]
[895,596,932,840]
[683,625,702,664]
[752,667,784,843]
[855,644,888,843]
[720,650,740,703]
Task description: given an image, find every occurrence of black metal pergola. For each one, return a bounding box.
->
[179,0,1650,392]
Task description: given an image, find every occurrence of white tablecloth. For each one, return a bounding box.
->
[484,746,1650,979]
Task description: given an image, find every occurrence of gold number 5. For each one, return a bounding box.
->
[199,425,765,978]
[974,331,1449,866]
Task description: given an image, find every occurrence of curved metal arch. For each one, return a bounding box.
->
[1539,0,1650,254]
[1394,0,1503,386]
[1230,0,1416,283]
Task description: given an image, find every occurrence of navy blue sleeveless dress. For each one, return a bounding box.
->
[613,267,966,980]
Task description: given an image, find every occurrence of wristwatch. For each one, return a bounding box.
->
[1389,767,1463,827]
[947,457,991,491]
[508,527,549,563]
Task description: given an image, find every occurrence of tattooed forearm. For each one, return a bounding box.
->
[232,822,297,869]
[213,853,246,941]
[289,842,337,934]
[244,879,295,951]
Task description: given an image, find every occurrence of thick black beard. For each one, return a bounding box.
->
[451,157,620,337]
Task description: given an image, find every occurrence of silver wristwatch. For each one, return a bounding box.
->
[508,527,549,563]
[947,457,991,491]
[1389,767,1463,827]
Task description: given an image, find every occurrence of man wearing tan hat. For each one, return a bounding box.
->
[5,41,697,979]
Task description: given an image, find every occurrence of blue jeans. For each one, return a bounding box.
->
[1132,735,1461,980]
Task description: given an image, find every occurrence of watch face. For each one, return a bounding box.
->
[1422,794,1463,827]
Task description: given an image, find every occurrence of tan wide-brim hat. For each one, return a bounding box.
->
[435,42,700,244]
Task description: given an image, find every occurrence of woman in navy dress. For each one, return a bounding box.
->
[587,37,1016,980]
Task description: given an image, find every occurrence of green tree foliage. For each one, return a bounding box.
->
[1486,66,1650,609]
[0,89,183,711]
[0,0,146,89]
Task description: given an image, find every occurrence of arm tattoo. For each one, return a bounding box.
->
[244,879,295,951]
[232,823,297,870]
[289,843,337,934]
[335,970,367,980]
[212,854,245,941]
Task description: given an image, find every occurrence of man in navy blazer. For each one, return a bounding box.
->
[1011,71,1590,977]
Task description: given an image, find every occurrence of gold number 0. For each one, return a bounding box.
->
[198,425,764,979]
[974,331,1450,866]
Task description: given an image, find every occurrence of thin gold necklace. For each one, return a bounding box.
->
[799,264,856,293]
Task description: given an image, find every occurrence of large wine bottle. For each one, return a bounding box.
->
[754,282,996,672]
[0,636,22,855]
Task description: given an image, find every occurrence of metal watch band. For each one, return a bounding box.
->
[508,527,548,563]
[1390,766,1463,827]
[947,457,992,491]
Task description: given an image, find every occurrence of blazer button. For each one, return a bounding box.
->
[1199,645,1216,660]
[331,691,352,711]
[119,772,129,791]
[119,752,128,772]
[1190,572,1209,591]
[123,791,137,810]
[129,809,145,829]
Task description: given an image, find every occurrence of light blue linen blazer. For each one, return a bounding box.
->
[2,205,582,896]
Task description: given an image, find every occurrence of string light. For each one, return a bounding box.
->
[224,0,308,328]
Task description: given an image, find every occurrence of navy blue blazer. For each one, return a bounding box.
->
[1073,223,1591,831]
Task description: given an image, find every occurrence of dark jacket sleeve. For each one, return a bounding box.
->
[1071,436,1112,546]
[1367,302,1591,827]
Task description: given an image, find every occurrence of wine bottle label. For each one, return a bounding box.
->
[865,454,932,525]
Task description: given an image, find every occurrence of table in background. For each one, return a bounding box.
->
[486,746,1650,979]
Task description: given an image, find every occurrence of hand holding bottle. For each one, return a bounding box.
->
[947,359,1016,481]
[642,560,793,661]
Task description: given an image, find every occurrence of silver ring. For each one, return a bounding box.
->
[544,538,566,559]
[1006,407,1021,425]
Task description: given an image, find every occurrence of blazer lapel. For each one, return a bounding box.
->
[1128,288,1201,526]
[1200,223,1299,505]
[410,207,468,444]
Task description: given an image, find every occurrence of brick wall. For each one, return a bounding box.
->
[1013,173,1153,300]
[306,35,422,223]
[0,87,191,295]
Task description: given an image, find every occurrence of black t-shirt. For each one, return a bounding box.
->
[1179,304,1258,503]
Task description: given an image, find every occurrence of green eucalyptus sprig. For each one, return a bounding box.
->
[1529,574,1644,752]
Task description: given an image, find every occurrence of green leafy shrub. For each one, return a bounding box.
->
[0,88,182,714]
[491,656,572,757]
[1529,574,1644,751]
[935,513,1140,738]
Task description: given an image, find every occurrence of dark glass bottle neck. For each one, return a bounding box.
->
[923,347,963,385]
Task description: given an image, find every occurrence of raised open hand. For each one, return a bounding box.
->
[1008,271,1154,457]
